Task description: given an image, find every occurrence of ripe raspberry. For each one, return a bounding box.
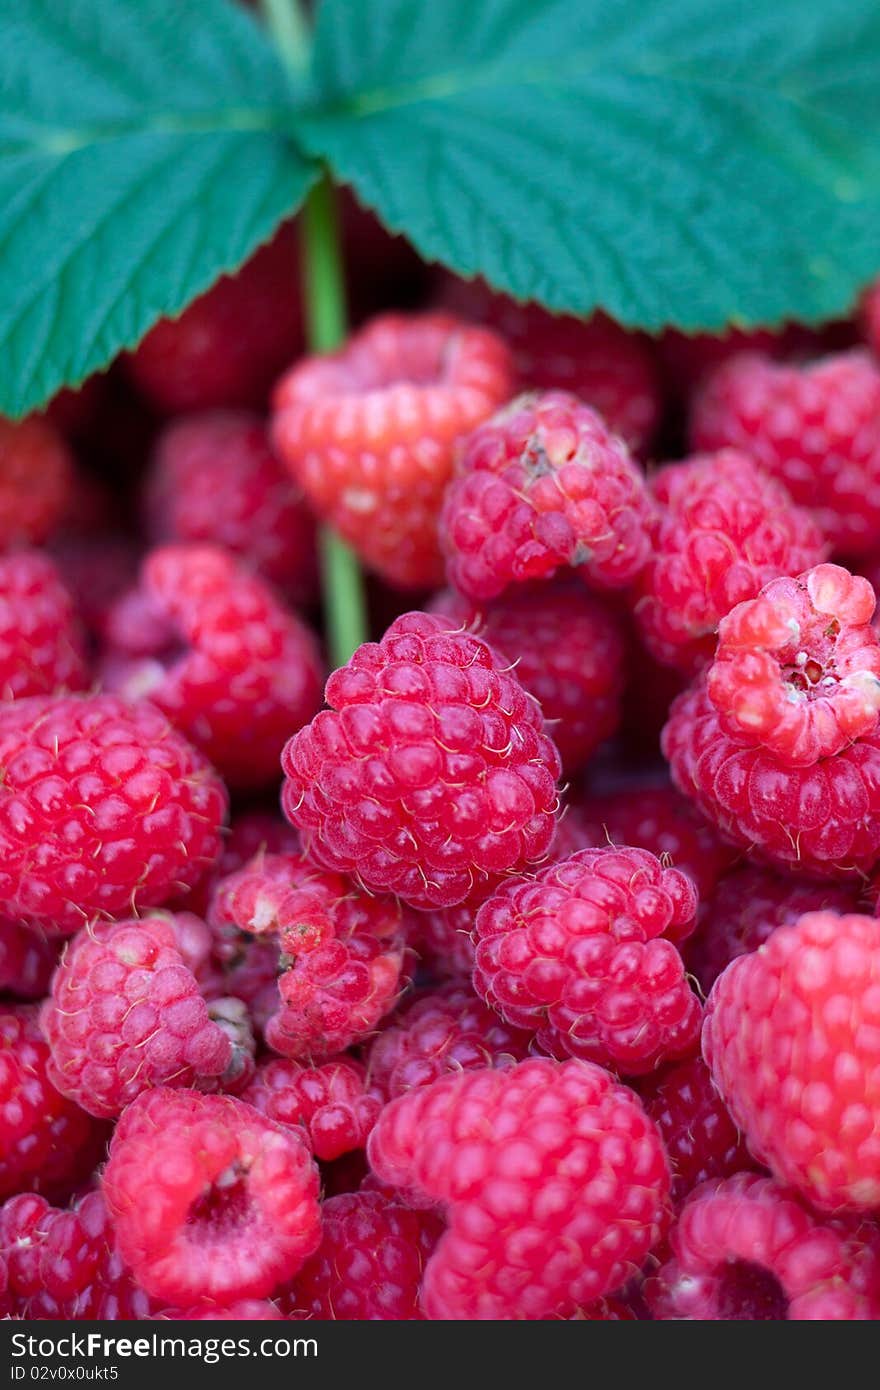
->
[0,694,227,933]
[0,415,72,548]
[127,226,303,412]
[282,611,561,909]
[634,451,827,673]
[0,1007,107,1201]
[145,411,317,604]
[704,910,880,1211]
[103,1088,321,1304]
[690,350,880,554]
[183,807,300,921]
[272,312,513,588]
[431,583,625,772]
[410,902,477,980]
[0,919,57,999]
[366,982,532,1100]
[101,544,322,790]
[0,550,88,699]
[368,1058,670,1319]
[440,391,654,602]
[647,1174,880,1320]
[284,1191,443,1320]
[159,1300,283,1321]
[242,1056,382,1161]
[639,1057,751,1204]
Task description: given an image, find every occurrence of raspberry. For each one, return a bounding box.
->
[183,807,300,920]
[634,451,828,674]
[474,846,701,1075]
[145,411,317,604]
[127,226,303,413]
[284,1191,443,1320]
[368,1058,670,1319]
[0,415,72,548]
[703,910,880,1211]
[272,312,513,588]
[639,1057,751,1204]
[410,902,477,980]
[210,850,410,1056]
[282,611,561,909]
[41,914,244,1118]
[103,1088,321,1304]
[366,982,532,1100]
[687,865,863,993]
[0,693,227,933]
[440,391,654,602]
[101,544,322,790]
[690,350,880,554]
[0,550,88,699]
[242,1056,382,1161]
[430,583,625,772]
[0,1007,107,1201]
[647,1174,880,1320]
[0,919,58,999]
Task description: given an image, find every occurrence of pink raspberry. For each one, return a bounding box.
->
[242,1056,382,1161]
[634,451,828,673]
[368,1058,670,1319]
[283,1191,443,1320]
[181,807,300,921]
[282,611,561,909]
[431,582,625,772]
[703,910,880,1211]
[272,312,513,588]
[648,1174,880,1320]
[145,411,317,604]
[102,544,323,790]
[639,1057,752,1204]
[690,350,880,554]
[0,693,227,933]
[0,1007,107,1202]
[366,982,532,1100]
[474,846,701,1075]
[440,390,654,602]
[0,415,73,548]
[103,1088,321,1304]
[0,919,58,999]
[0,551,89,699]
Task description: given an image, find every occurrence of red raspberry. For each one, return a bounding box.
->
[368,1058,670,1319]
[410,902,477,980]
[440,391,654,602]
[272,312,513,588]
[102,544,322,789]
[474,846,701,1075]
[103,1088,321,1304]
[366,982,532,1100]
[0,1007,107,1201]
[0,416,72,548]
[639,1057,751,1204]
[0,919,58,999]
[284,1191,443,1320]
[126,226,303,413]
[648,1174,880,1320]
[145,411,317,604]
[282,611,561,909]
[159,1300,283,1320]
[634,451,828,674]
[242,1056,382,1161]
[41,915,245,1118]
[431,582,625,772]
[704,910,880,1211]
[690,350,880,554]
[0,694,227,933]
[0,550,88,699]
[183,807,300,920]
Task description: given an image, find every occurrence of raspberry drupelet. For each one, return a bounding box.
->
[242,1056,382,1161]
[703,910,880,1212]
[368,1057,670,1320]
[440,390,654,602]
[664,564,880,878]
[639,1057,752,1205]
[102,1088,321,1305]
[282,611,561,910]
[272,312,513,588]
[0,693,227,933]
[634,450,828,674]
[473,845,701,1075]
[647,1174,880,1320]
[0,415,73,548]
[0,551,89,699]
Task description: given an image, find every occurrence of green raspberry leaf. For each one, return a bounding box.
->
[0,0,315,418]
[301,0,880,330]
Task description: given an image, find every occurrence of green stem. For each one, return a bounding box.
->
[260,0,311,74]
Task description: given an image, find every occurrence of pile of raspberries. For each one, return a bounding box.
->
[5,222,880,1323]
